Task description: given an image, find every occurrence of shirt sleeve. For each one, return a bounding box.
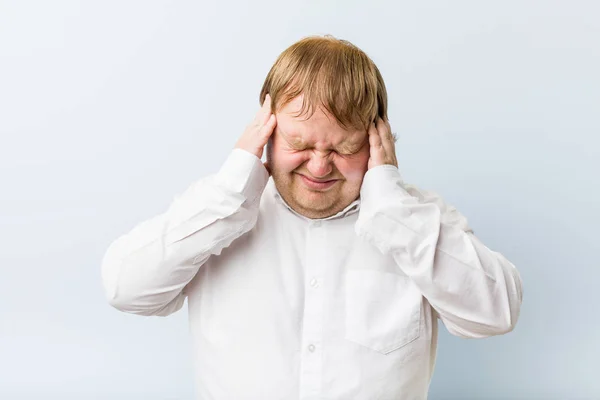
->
[101,149,269,316]
[355,165,524,338]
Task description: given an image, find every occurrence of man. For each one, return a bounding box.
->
[101,35,523,399]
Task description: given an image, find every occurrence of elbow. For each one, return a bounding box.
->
[106,295,135,314]
[491,316,518,336]
[107,296,142,315]
[443,299,522,339]
[101,266,149,316]
[101,245,176,317]
[491,277,524,336]
[445,272,523,339]
[480,270,524,337]
[484,297,523,337]
[499,297,523,335]
[446,318,517,339]
[104,284,150,316]
[104,283,185,317]
[478,295,523,337]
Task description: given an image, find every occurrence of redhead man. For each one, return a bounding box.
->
[101,34,523,399]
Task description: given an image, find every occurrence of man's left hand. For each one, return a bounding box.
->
[368,117,398,170]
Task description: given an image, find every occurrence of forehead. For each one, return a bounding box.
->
[276,95,365,148]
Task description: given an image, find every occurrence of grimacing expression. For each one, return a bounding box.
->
[266,95,370,219]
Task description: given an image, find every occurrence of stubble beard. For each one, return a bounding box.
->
[267,140,348,219]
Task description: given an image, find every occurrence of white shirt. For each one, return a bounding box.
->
[101,149,523,400]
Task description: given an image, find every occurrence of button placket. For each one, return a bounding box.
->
[298,220,325,398]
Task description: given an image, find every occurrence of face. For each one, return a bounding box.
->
[266,95,370,219]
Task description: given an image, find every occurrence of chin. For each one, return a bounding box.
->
[293,178,355,218]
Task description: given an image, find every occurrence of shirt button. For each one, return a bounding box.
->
[312,221,321,227]
[310,278,319,288]
[308,344,316,352]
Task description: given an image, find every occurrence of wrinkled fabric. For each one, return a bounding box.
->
[101,149,523,400]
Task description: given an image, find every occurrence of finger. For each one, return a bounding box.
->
[383,118,397,143]
[369,120,383,148]
[377,117,396,156]
[376,117,390,142]
[256,94,272,126]
[263,93,273,117]
[263,93,272,113]
[368,121,385,164]
[259,114,277,142]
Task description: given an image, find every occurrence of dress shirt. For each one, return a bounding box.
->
[101,148,523,400]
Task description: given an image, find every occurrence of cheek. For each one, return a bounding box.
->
[335,155,369,182]
[272,150,308,172]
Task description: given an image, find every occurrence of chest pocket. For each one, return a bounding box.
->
[344,269,422,355]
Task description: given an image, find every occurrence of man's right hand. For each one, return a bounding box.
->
[235,94,277,173]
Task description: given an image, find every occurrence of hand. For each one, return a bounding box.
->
[235,93,277,173]
[368,117,398,170]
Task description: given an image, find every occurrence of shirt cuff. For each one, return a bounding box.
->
[215,148,269,203]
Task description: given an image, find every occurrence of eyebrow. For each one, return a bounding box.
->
[338,135,368,153]
[278,128,305,147]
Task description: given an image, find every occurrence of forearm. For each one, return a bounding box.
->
[356,165,523,337]
[101,149,269,316]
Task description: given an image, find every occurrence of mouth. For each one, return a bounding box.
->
[297,174,339,190]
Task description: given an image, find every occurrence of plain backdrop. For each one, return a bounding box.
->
[1,1,598,399]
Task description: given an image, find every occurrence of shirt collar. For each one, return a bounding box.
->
[266,178,361,221]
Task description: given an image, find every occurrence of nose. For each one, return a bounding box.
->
[306,151,333,178]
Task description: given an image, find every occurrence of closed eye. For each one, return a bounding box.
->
[338,138,367,155]
[288,142,363,155]
[337,149,361,157]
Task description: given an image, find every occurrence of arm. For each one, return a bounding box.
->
[101,149,268,316]
[102,94,277,317]
[355,165,523,338]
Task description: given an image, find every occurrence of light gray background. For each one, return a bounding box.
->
[1,1,598,399]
